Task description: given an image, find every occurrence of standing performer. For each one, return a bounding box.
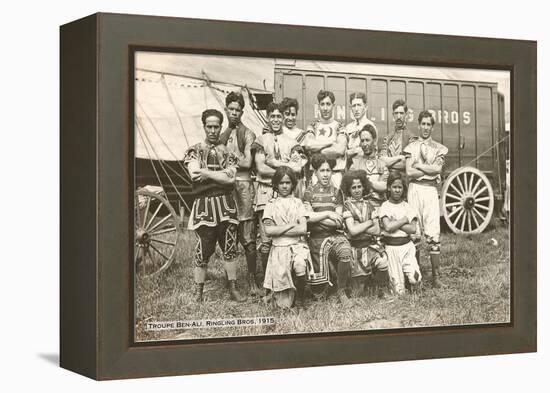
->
[344,92,377,165]
[349,124,389,209]
[281,97,308,198]
[184,109,246,303]
[304,90,347,189]
[404,110,448,288]
[341,170,389,298]
[303,153,353,306]
[219,92,260,295]
[380,99,416,173]
[262,166,310,308]
[253,102,305,287]
[379,172,422,295]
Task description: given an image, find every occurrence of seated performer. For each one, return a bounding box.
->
[341,170,389,298]
[350,124,389,209]
[303,153,353,306]
[184,109,246,303]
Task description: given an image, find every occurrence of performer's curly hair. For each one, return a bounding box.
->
[201,108,224,125]
[341,170,371,198]
[281,97,299,112]
[317,90,335,104]
[272,166,298,193]
[310,153,336,171]
[225,91,245,109]
[266,101,284,115]
[386,171,408,200]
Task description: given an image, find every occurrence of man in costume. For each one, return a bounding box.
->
[404,110,448,288]
[184,109,246,302]
[303,90,348,189]
[219,91,260,295]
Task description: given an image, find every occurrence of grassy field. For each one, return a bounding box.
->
[135,220,510,342]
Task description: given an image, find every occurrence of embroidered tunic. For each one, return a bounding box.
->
[183,142,238,230]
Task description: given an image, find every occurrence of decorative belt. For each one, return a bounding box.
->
[410,179,438,186]
[349,237,377,248]
[382,236,411,246]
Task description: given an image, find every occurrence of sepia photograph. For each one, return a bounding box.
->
[133,51,511,343]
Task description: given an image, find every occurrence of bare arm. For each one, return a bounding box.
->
[405,157,425,180]
[346,146,363,158]
[303,133,332,152]
[345,216,375,237]
[414,162,443,176]
[283,217,308,236]
[237,139,254,169]
[401,219,417,235]
[379,155,405,169]
[381,216,410,233]
[321,134,347,159]
[188,161,235,185]
[255,151,276,177]
[263,218,295,237]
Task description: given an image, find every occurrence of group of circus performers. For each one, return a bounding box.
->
[183,89,448,308]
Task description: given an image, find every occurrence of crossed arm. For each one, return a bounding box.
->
[263,216,308,237]
[187,161,235,185]
[381,216,417,234]
[304,134,347,160]
[345,216,380,237]
[405,156,443,179]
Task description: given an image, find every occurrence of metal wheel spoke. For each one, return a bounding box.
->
[151,238,177,246]
[473,186,489,199]
[149,243,170,261]
[148,214,172,233]
[450,182,463,198]
[145,202,163,231]
[475,196,491,202]
[475,203,490,212]
[150,227,177,236]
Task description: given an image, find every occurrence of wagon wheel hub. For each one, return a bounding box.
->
[136,228,150,245]
[464,196,476,210]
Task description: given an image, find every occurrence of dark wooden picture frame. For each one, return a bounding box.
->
[60,12,536,380]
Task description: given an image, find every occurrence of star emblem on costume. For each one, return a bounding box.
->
[318,127,327,136]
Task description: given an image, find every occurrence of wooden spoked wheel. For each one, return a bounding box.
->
[441,167,494,234]
[135,189,181,277]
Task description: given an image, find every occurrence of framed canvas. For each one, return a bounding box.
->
[60,12,536,380]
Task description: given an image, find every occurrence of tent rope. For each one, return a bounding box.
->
[136,117,191,212]
[160,74,190,147]
[461,134,509,168]
[136,99,189,177]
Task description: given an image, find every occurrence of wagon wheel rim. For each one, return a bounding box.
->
[135,189,181,277]
[442,167,494,234]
